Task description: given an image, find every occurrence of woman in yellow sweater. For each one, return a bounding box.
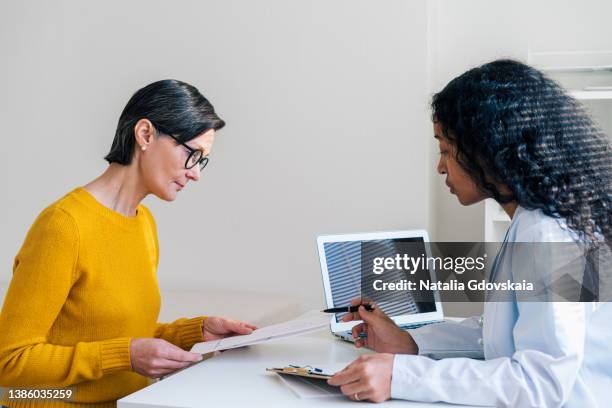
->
[0,79,257,408]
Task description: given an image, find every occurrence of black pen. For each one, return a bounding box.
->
[322,304,374,313]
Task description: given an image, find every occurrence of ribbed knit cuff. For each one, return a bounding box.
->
[99,337,132,375]
[180,316,206,350]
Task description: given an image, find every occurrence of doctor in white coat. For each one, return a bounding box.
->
[329,59,611,407]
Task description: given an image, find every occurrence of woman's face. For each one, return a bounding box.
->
[136,121,215,201]
[434,122,487,206]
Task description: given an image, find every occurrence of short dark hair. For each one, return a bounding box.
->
[431,59,611,245]
[105,79,225,165]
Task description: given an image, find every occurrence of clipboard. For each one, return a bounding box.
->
[267,365,344,398]
[266,366,333,380]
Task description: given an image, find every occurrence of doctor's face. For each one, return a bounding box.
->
[434,122,487,206]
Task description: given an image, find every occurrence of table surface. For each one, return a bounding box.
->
[118,323,477,408]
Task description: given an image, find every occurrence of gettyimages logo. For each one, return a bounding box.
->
[360,241,611,303]
[372,253,487,275]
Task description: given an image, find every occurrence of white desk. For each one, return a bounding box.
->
[118,327,478,408]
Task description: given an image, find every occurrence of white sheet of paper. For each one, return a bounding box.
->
[191,315,329,354]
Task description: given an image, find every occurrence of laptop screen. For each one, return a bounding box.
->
[323,237,437,323]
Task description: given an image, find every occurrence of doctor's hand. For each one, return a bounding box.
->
[342,299,418,354]
[130,338,203,378]
[328,354,394,403]
[202,316,258,341]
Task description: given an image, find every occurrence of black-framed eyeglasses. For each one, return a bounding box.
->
[167,134,209,171]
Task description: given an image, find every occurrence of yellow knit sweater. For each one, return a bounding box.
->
[0,187,206,408]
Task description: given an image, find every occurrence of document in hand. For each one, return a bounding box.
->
[191,315,329,354]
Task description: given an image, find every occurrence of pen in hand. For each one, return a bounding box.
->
[321,304,374,313]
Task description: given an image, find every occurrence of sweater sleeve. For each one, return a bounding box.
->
[155,317,206,351]
[0,207,132,387]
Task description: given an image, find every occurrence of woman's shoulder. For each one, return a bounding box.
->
[28,187,114,234]
[23,192,81,243]
[26,188,158,241]
[34,187,89,224]
[507,206,576,243]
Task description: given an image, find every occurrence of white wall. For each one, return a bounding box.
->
[0,0,431,309]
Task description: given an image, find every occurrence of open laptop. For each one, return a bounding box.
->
[317,230,444,342]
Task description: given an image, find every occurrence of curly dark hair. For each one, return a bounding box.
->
[431,59,611,246]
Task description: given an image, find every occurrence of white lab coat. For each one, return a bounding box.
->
[392,206,611,407]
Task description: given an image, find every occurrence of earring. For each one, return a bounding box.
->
[141,146,147,151]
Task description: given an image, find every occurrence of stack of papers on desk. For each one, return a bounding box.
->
[191,314,329,354]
